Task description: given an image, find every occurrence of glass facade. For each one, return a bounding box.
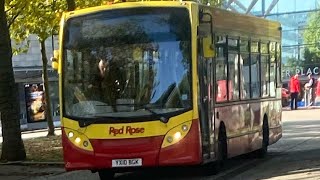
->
[224,0,320,106]
[225,0,320,82]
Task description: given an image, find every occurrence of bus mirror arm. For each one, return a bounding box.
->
[160,116,169,124]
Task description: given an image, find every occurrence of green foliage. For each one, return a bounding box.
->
[283,57,301,75]
[6,0,64,49]
[5,0,223,49]
[200,0,224,7]
[6,0,106,50]
[303,11,320,57]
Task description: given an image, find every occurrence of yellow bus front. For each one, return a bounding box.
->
[58,1,202,171]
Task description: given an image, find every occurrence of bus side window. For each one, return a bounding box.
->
[239,39,250,100]
[270,42,276,97]
[250,41,260,99]
[215,35,228,102]
[261,42,269,97]
[227,37,240,101]
[276,42,281,87]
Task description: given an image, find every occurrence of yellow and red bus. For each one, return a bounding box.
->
[52,1,282,179]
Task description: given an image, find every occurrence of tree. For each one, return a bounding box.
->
[7,0,106,137]
[204,0,225,7]
[302,48,320,70]
[8,0,102,136]
[303,11,320,57]
[0,0,26,161]
[8,0,66,136]
[282,57,301,76]
[66,0,75,11]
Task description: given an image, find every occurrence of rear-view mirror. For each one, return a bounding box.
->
[51,50,59,71]
[203,36,215,58]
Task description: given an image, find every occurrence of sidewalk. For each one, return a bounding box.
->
[0,129,62,143]
[282,105,320,111]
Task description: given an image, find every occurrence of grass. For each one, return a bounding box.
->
[0,135,63,162]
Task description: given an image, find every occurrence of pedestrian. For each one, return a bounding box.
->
[290,73,300,110]
[315,77,320,106]
[304,73,315,106]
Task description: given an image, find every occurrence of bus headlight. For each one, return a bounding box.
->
[174,132,182,139]
[161,121,192,148]
[68,131,74,138]
[64,128,93,151]
[75,137,81,144]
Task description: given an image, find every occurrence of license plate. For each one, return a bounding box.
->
[112,158,142,167]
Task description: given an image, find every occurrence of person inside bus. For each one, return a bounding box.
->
[87,54,125,112]
[289,73,300,110]
[87,58,109,101]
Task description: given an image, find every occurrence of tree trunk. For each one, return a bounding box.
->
[0,0,26,161]
[66,0,76,11]
[40,40,55,136]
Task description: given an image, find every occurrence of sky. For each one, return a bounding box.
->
[234,0,319,15]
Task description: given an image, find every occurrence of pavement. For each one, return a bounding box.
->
[0,128,62,143]
[0,109,320,180]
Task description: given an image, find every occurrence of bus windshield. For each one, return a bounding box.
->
[62,8,192,120]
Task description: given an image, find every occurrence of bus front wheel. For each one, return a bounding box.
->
[98,170,115,180]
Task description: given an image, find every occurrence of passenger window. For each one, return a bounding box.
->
[276,43,281,87]
[228,53,240,100]
[270,42,276,97]
[261,55,269,97]
[251,54,260,98]
[215,36,228,102]
[239,39,250,100]
[240,54,250,99]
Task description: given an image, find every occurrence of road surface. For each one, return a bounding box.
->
[30,109,320,180]
[1,109,319,180]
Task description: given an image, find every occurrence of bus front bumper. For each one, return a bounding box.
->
[62,120,201,171]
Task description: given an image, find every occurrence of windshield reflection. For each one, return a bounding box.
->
[63,8,192,119]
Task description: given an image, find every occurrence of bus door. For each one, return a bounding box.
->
[198,9,215,160]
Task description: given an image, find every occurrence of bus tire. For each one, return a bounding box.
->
[98,170,115,180]
[216,124,227,170]
[256,118,269,158]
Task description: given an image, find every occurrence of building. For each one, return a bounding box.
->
[12,35,60,131]
[223,0,320,83]
[223,0,320,106]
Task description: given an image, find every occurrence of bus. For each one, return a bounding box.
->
[51,1,282,179]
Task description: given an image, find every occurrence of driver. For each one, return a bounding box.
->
[87,58,109,101]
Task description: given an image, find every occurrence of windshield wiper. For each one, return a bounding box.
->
[143,106,169,124]
[86,103,170,124]
[78,118,103,127]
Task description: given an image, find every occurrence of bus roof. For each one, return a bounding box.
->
[64,1,193,19]
[63,1,281,41]
[209,7,281,41]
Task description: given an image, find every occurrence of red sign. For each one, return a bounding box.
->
[109,126,145,136]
